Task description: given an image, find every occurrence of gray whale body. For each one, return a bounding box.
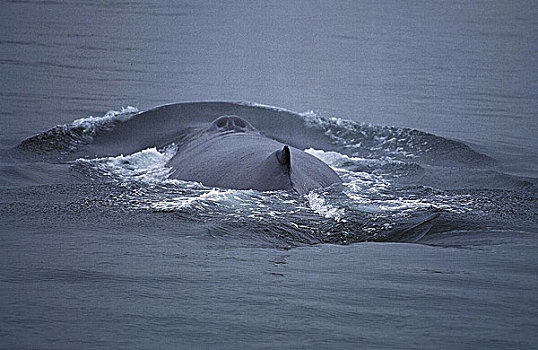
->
[167,115,341,195]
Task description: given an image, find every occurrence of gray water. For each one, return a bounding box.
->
[1,1,538,349]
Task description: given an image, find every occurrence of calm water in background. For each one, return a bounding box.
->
[2,1,537,175]
[1,1,537,349]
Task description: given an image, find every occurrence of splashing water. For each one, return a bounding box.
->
[13,102,538,246]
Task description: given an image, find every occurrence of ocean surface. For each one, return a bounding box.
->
[1,1,537,349]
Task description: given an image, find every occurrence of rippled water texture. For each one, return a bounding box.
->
[1,1,537,349]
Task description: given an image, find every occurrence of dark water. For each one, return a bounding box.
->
[1,1,538,349]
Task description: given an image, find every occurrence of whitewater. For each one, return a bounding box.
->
[1,1,537,349]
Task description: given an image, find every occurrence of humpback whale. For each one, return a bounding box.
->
[167,115,341,195]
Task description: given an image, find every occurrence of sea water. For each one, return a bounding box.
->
[1,1,537,349]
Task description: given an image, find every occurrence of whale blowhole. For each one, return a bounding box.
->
[208,115,258,133]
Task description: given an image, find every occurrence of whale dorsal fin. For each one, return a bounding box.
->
[276,145,291,172]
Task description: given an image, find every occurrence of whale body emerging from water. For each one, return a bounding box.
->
[167,115,341,195]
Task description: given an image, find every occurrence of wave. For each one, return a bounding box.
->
[5,101,537,247]
[15,101,492,166]
[16,106,139,158]
[73,144,178,184]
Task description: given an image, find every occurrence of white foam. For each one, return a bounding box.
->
[301,111,419,158]
[305,148,431,214]
[304,148,401,168]
[306,192,345,222]
[71,106,138,134]
[146,188,234,211]
[237,101,297,114]
[304,148,394,193]
[75,144,177,183]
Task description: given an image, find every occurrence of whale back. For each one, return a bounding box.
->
[167,115,341,194]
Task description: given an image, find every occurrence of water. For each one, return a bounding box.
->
[1,1,537,349]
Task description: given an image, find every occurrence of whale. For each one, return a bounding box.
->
[167,115,341,195]
[14,101,343,194]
